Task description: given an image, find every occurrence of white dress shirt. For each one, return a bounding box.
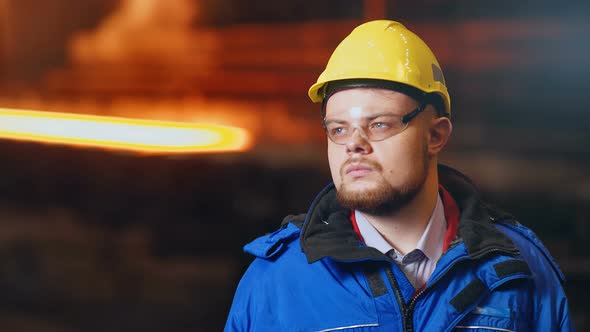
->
[355,194,447,288]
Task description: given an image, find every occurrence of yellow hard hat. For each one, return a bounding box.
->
[308,20,451,117]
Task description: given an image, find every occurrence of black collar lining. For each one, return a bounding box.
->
[300,165,519,263]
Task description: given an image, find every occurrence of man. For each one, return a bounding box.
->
[225,20,572,331]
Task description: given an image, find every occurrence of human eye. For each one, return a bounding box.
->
[369,121,393,131]
[326,123,348,137]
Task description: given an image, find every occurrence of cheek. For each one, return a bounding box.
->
[376,138,423,178]
[327,143,345,184]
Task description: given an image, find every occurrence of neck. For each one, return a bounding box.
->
[361,162,439,255]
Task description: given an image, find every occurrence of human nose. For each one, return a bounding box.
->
[345,127,372,155]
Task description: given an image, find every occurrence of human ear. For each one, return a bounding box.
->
[427,117,452,155]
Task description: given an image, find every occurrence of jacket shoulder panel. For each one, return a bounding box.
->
[494,222,565,284]
[243,222,301,259]
[494,221,573,330]
[227,241,380,331]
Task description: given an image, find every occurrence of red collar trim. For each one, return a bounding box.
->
[439,185,460,252]
[348,185,460,252]
[349,211,364,243]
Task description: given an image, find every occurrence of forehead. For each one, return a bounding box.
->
[325,88,417,119]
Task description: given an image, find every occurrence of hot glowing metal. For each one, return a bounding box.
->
[0,108,252,153]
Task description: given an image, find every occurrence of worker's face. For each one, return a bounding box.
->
[325,88,431,215]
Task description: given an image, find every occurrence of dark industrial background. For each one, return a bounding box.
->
[0,0,588,330]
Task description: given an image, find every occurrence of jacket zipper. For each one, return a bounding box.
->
[385,267,413,332]
[384,246,519,332]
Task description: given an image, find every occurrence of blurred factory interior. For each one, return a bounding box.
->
[0,0,589,330]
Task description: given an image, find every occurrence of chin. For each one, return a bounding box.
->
[340,177,380,191]
[338,177,386,198]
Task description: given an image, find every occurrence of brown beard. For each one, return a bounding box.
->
[336,146,430,216]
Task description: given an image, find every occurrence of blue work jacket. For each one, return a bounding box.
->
[226,165,573,331]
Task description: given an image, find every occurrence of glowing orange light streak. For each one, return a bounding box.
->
[0,108,252,153]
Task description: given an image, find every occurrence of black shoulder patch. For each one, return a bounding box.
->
[494,259,532,279]
[450,278,487,312]
[363,262,388,298]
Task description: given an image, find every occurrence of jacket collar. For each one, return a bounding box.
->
[300,164,519,263]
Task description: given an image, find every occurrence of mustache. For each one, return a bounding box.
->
[340,158,383,176]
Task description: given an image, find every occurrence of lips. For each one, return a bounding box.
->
[341,158,382,179]
[344,164,374,177]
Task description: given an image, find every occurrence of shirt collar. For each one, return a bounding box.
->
[354,194,447,261]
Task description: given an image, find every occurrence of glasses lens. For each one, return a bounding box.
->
[325,123,350,144]
[325,116,407,145]
[366,118,406,141]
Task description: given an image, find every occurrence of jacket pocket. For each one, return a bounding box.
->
[454,306,517,332]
